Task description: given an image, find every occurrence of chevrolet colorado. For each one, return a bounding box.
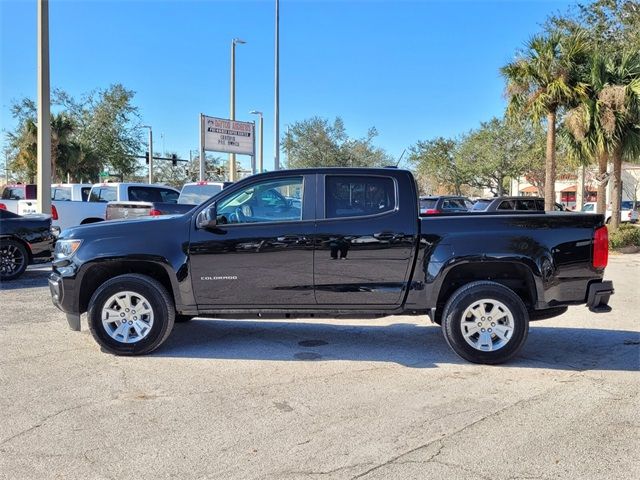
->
[49,168,614,364]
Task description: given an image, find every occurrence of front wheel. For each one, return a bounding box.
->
[441,281,529,364]
[87,274,175,355]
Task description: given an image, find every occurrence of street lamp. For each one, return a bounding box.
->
[141,125,153,184]
[274,0,280,171]
[250,110,263,174]
[230,38,246,182]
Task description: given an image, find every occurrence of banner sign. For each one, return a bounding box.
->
[203,116,255,155]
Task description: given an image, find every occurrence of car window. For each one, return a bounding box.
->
[81,187,91,201]
[179,184,223,205]
[90,186,117,202]
[419,199,437,211]
[497,200,515,210]
[2,187,25,200]
[218,177,303,224]
[326,176,395,219]
[515,199,536,211]
[535,200,545,210]
[159,188,179,203]
[52,187,72,201]
[582,204,594,212]
[471,200,491,211]
[442,199,467,210]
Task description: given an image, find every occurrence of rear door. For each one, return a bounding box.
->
[313,173,418,306]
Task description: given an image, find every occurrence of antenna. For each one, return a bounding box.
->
[395,149,406,167]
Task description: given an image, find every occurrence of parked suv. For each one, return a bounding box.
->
[471,196,567,212]
[419,196,470,215]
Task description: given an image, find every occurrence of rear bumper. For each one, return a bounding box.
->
[586,280,614,313]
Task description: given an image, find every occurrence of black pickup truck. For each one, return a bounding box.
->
[49,168,613,364]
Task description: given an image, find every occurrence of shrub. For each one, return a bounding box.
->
[609,224,640,250]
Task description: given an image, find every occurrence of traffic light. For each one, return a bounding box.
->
[145,151,150,164]
[171,153,178,166]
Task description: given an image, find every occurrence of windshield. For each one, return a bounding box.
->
[179,184,223,205]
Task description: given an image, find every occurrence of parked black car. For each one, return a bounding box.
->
[0,210,56,280]
[471,196,568,212]
[419,195,471,215]
[50,168,613,364]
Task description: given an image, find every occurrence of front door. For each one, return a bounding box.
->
[189,174,316,307]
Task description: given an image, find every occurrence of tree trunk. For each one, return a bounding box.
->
[610,150,623,229]
[544,111,557,211]
[596,152,608,215]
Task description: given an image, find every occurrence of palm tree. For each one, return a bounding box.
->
[501,31,588,210]
[565,51,640,227]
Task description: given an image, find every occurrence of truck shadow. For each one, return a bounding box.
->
[156,319,640,371]
[0,266,50,291]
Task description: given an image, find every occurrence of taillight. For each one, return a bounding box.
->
[425,209,441,214]
[0,203,6,210]
[593,225,608,268]
[51,205,59,220]
[149,209,162,216]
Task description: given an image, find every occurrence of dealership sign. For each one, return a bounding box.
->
[203,116,255,155]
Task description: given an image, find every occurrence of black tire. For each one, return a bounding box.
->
[175,315,194,323]
[441,281,529,364]
[0,239,29,281]
[87,274,175,355]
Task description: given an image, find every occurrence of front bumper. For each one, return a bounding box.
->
[586,280,614,313]
[49,272,81,331]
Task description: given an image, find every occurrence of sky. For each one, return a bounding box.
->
[0,0,574,172]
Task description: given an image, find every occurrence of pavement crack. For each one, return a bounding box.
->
[0,401,96,447]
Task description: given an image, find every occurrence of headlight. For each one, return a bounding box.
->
[54,239,82,259]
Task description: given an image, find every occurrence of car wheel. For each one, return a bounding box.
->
[87,274,175,355]
[441,281,529,364]
[0,239,29,281]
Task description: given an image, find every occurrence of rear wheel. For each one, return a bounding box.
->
[0,239,28,281]
[87,274,175,355]
[441,281,529,364]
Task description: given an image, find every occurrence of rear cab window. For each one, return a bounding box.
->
[52,187,72,201]
[90,186,117,202]
[325,176,396,219]
[179,184,223,205]
[127,187,179,203]
[2,187,25,200]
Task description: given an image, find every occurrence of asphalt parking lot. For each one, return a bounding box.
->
[1,256,638,480]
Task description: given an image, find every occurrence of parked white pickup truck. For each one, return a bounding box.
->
[2,182,180,231]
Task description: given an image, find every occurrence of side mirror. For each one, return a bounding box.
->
[196,203,217,229]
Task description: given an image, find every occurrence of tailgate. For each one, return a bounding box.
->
[105,201,153,220]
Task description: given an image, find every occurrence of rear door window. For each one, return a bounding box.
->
[52,187,72,201]
[325,176,395,219]
[81,187,91,201]
[515,199,537,211]
[497,200,515,210]
[90,186,117,202]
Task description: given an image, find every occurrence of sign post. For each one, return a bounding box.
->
[199,114,205,182]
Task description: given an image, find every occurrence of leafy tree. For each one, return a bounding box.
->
[283,117,392,169]
[457,118,542,196]
[564,50,640,227]
[408,137,469,195]
[501,31,589,210]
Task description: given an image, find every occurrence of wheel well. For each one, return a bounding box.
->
[436,262,537,316]
[79,261,174,313]
[80,218,104,225]
[0,235,32,263]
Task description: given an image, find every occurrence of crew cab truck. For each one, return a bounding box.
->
[49,168,614,364]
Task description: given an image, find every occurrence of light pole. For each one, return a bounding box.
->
[141,125,153,184]
[250,111,263,174]
[230,38,246,182]
[274,0,280,171]
[36,0,51,215]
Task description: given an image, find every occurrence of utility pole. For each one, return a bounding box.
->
[142,125,153,183]
[274,0,280,171]
[36,0,51,215]
[250,111,263,174]
[230,38,246,182]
